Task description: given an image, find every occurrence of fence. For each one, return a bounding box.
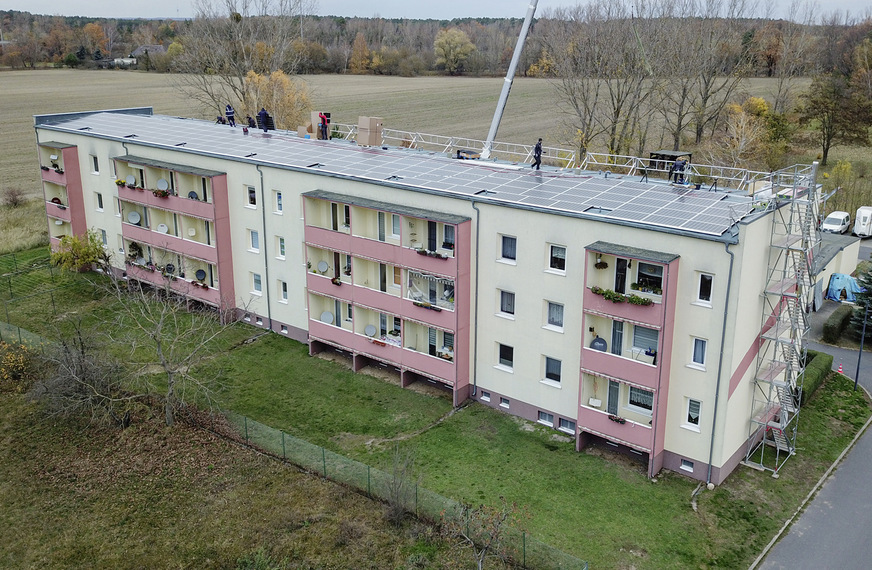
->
[224,411,588,570]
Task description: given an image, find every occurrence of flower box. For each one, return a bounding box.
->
[608,414,627,424]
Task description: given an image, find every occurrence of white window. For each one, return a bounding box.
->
[628,386,654,414]
[498,343,513,369]
[256,317,263,325]
[246,185,257,207]
[277,237,285,258]
[500,397,510,408]
[546,302,564,329]
[344,204,351,227]
[251,273,262,294]
[249,229,260,251]
[274,190,283,213]
[680,459,694,472]
[691,338,707,368]
[391,213,401,237]
[637,262,663,292]
[500,235,517,261]
[95,192,104,211]
[538,411,554,426]
[685,399,701,430]
[558,418,576,434]
[90,155,99,173]
[697,273,713,304]
[544,357,561,384]
[443,225,455,249]
[499,290,515,316]
[480,390,491,402]
[244,313,251,322]
[549,244,566,272]
[279,280,288,302]
[100,228,107,245]
[392,265,401,287]
[280,325,288,334]
[633,325,659,352]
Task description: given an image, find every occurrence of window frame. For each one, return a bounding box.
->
[95,192,104,211]
[499,235,517,262]
[251,272,262,295]
[248,229,260,252]
[279,280,288,302]
[696,272,714,306]
[498,290,515,317]
[636,262,663,292]
[545,301,564,330]
[537,411,555,427]
[480,390,491,402]
[684,398,701,431]
[690,337,708,369]
[443,224,456,248]
[390,213,401,238]
[246,185,257,208]
[274,190,283,214]
[543,356,561,385]
[632,325,659,352]
[558,418,576,434]
[627,386,654,415]
[90,154,99,174]
[497,343,514,370]
[276,236,286,259]
[499,397,510,408]
[548,244,566,273]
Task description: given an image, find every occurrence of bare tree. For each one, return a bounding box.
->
[172,0,315,115]
[760,1,818,113]
[384,444,418,526]
[442,497,528,570]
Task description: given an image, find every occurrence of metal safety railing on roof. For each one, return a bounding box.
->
[327,122,815,197]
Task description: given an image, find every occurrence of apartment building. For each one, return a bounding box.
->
[34,107,855,485]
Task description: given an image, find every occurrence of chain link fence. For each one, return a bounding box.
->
[223,411,588,570]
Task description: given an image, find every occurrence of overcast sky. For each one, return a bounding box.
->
[1,0,868,21]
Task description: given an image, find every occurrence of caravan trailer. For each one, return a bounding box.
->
[853,206,872,237]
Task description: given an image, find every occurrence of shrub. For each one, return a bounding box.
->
[822,304,854,343]
[801,349,833,404]
[2,187,26,208]
[0,341,40,394]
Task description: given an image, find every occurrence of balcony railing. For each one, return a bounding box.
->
[579,406,653,451]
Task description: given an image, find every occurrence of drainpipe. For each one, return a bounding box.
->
[256,165,273,330]
[707,239,736,486]
[470,201,482,396]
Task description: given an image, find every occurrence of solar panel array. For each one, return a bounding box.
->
[45,112,755,236]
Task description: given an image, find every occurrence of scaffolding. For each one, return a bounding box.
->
[745,163,820,476]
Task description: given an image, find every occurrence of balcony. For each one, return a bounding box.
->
[307,272,354,303]
[122,223,218,264]
[126,263,221,305]
[45,201,71,223]
[581,347,659,390]
[40,167,66,185]
[117,185,216,219]
[579,406,653,451]
[583,286,664,327]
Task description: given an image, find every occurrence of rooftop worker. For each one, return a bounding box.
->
[246,115,256,128]
[225,104,236,127]
[318,111,329,140]
[532,138,543,170]
[258,107,269,132]
[673,157,687,184]
[215,115,226,125]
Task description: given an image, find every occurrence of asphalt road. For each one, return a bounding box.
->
[758,314,872,568]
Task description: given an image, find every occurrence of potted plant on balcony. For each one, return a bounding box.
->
[594,255,608,270]
[153,189,170,198]
[608,414,627,424]
[115,179,126,186]
[331,277,342,286]
[41,165,50,171]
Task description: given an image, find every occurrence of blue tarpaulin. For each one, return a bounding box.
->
[826,273,863,302]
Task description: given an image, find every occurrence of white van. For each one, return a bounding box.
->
[853,206,872,237]
[821,211,851,234]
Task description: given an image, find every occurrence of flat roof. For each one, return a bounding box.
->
[585,241,680,264]
[36,110,760,238]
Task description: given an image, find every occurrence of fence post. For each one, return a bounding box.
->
[322,447,327,477]
[523,532,526,568]
[50,291,56,315]
[367,465,371,496]
[415,483,418,516]
[244,416,249,444]
[281,431,286,460]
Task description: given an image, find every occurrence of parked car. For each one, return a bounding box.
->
[853,206,872,237]
[821,211,851,234]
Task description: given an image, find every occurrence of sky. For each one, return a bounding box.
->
[1,0,869,21]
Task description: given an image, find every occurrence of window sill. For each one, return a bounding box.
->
[499,402,510,409]
[681,423,701,433]
[537,420,554,428]
[544,268,566,276]
[248,248,260,254]
[250,291,263,297]
[542,324,564,334]
[480,395,491,402]
[558,427,575,435]
[276,255,285,261]
[273,210,283,215]
[278,299,288,304]
[686,363,706,372]
[245,205,257,210]
[496,258,517,266]
[494,364,514,374]
[691,301,713,309]
[540,379,561,388]
[680,463,694,472]
[495,312,515,321]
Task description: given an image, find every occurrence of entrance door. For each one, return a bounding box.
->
[615,258,628,294]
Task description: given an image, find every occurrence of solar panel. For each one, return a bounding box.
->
[41,111,757,237]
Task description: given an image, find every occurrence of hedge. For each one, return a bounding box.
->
[822,304,854,344]
[801,349,833,404]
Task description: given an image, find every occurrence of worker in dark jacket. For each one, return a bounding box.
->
[258,108,269,132]
[225,104,236,126]
[532,138,543,170]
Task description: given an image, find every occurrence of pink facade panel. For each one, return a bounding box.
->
[581,347,659,390]
[45,202,71,223]
[117,185,216,219]
[210,175,235,311]
[579,407,653,451]
[60,147,88,236]
[309,319,456,385]
[126,263,221,305]
[305,225,353,253]
[583,287,665,326]
[307,273,354,303]
[401,247,458,276]
[41,168,66,185]
[122,222,218,263]
[351,285,405,315]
